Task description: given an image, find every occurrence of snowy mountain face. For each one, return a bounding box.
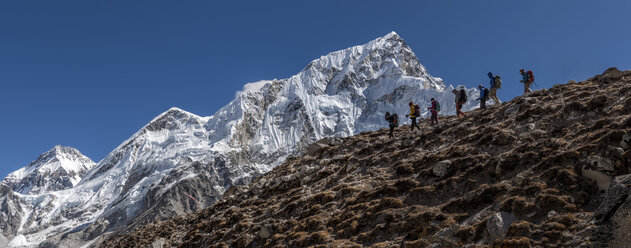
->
[0,32,480,247]
[206,32,479,165]
[0,146,95,247]
[1,145,95,195]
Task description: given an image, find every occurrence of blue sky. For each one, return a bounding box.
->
[1,0,630,179]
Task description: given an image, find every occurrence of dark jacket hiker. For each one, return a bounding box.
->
[476,85,489,109]
[453,88,467,118]
[385,112,398,137]
[427,98,440,126]
[520,68,534,94]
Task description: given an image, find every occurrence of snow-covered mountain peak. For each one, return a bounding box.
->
[365,30,403,49]
[85,106,209,180]
[155,107,196,120]
[13,145,93,177]
[143,107,205,132]
[384,31,399,38]
[298,32,444,96]
[1,145,95,195]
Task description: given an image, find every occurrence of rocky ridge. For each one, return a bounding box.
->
[102,68,631,247]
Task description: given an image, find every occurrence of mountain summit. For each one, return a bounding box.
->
[1,145,95,195]
[0,32,479,247]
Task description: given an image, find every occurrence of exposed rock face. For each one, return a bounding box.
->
[100,68,631,247]
[593,174,631,247]
[0,185,23,243]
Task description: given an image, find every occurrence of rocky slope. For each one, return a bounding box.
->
[0,32,481,247]
[102,68,631,248]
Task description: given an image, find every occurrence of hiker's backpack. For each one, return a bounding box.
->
[392,113,399,127]
[435,101,441,112]
[460,89,467,102]
[414,105,420,117]
[527,71,534,82]
[494,75,502,88]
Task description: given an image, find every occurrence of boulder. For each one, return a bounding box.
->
[600,67,623,80]
[258,226,271,239]
[588,156,615,172]
[594,174,631,224]
[589,67,622,82]
[305,143,328,156]
[581,168,611,191]
[595,175,631,247]
[608,199,631,248]
[581,156,616,191]
[151,238,166,248]
[433,160,452,177]
[485,212,517,244]
[250,184,261,195]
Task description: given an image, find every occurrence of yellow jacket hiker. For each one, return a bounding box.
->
[409,104,417,118]
[406,102,420,131]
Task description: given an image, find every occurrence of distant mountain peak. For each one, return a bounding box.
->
[151,107,197,121]
[26,145,87,170]
[299,31,437,90]
[142,107,204,133]
[2,146,95,195]
[386,30,399,37]
[375,31,403,45]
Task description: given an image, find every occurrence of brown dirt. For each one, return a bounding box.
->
[100,68,631,248]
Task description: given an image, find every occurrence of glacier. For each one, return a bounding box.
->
[0,31,481,247]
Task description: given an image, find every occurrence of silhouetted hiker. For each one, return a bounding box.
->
[384,112,398,138]
[520,68,535,94]
[452,88,467,118]
[451,89,458,107]
[488,72,501,104]
[476,85,489,109]
[405,101,420,131]
[427,98,440,126]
